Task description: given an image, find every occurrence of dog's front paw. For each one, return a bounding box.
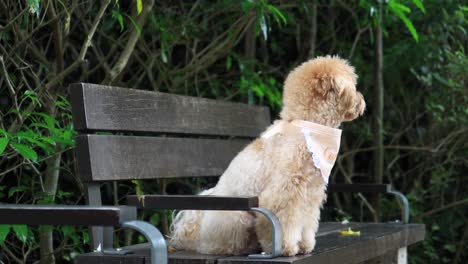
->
[282,243,299,256]
[298,237,315,255]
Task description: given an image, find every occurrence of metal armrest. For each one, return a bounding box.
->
[113,221,168,264]
[126,195,282,259]
[327,183,409,223]
[248,208,282,259]
[0,205,167,264]
[0,205,136,226]
[126,194,259,210]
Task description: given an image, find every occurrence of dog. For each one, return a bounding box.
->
[169,55,366,256]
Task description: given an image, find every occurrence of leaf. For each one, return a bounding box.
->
[8,186,29,198]
[411,0,426,13]
[124,14,142,35]
[394,3,411,13]
[150,212,160,225]
[11,142,38,161]
[31,112,57,129]
[389,2,419,42]
[0,137,9,155]
[136,0,143,15]
[23,90,41,106]
[132,180,144,195]
[62,226,75,237]
[12,225,28,243]
[112,9,125,32]
[0,225,10,245]
[268,5,287,25]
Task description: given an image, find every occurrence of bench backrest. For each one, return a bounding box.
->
[70,83,271,182]
[69,83,271,248]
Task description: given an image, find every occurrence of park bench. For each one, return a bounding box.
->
[0,82,424,264]
[68,83,424,264]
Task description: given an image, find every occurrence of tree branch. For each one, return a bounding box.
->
[103,0,155,84]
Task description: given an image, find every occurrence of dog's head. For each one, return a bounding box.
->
[280,56,365,127]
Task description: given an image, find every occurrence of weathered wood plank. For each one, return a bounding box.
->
[76,134,250,182]
[126,195,259,210]
[0,205,136,226]
[217,223,425,264]
[75,223,425,264]
[76,242,223,264]
[69,83,271,137]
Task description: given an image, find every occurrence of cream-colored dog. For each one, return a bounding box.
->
[170,56,365,256]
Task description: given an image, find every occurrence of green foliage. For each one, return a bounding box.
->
[0,225,10,245]
[0,0,466,263]
[388,0,420,42]
[0,92,75,162]
[12,225,29,243]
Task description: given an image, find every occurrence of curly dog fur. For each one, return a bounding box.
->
[170,56,366,256]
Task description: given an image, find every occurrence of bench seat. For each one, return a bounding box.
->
[75,222,425,264]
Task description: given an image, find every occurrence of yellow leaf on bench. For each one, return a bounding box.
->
[339,227,361,236]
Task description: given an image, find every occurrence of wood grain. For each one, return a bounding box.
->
[217,223,425,264]
[126,195,259,210]
[69,83,271,137]
[75,223,425,264]
[0,205,136,226]
[75,134,250,182]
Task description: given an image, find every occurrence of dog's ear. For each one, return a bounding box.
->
[333,76,355,109]
[314,76,335,97]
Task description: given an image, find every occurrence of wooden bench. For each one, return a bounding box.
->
[69,83,425,264]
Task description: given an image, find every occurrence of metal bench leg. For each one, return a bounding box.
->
[248,207,282,259]
[387,190,410,224]
[122,220,168,264]
[102,226,131,255]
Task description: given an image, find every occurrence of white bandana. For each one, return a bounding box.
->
[261,120,342,184]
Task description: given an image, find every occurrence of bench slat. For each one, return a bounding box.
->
[76,134,250,182]
[0,205,136,226]
[126,195,259,210]
[75,223,425,264]
[70,83,270,137]
[218,223,426,264]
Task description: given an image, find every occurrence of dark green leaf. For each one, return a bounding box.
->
[0,137,9,155]
[268,5,287,25]
[62,226,75,237]
[112,9,125,32]
[150,213,160,225]
[8,186,29,198]
[0,225,10,245]
[125,14,142,35]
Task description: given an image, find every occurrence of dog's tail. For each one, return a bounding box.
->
[169,189,213,251]
[169,209,203,251]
